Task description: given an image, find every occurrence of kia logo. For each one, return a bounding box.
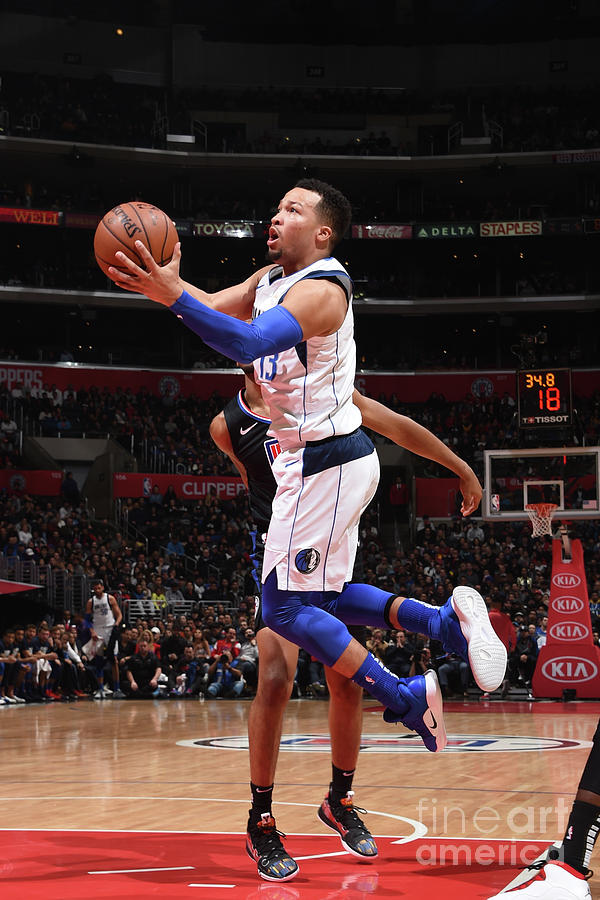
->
[541,657,599,683]
[551,596,585,614]
[552,573,581,588]
[548,621,590,642]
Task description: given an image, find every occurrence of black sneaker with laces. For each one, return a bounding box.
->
[318,790,378,858]
[246,811,299,882]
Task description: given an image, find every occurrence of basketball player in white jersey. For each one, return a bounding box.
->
[84,579,123,698]
[108,180,505,758]
[211,364,483,881]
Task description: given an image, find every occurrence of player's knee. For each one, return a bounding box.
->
[326,673,362,705]
[255,666,294,706]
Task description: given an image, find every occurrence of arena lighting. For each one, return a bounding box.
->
[115,26,124,36]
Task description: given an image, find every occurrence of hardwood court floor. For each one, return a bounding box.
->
[0,696,598,898]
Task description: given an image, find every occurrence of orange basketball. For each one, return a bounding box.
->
[94,201,178,278]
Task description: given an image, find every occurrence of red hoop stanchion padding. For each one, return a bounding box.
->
[525,503,558,537]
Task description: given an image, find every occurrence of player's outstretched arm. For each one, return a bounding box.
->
[353,390,482,516]
[110,240,303,362]
[108,240,272,319]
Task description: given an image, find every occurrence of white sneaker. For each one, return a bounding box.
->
[93,689,104,700]
[13,695,26,704]
[102,686,113,695]
[448,585,507,692]
[487,862,591,899]
[4,695,17,704]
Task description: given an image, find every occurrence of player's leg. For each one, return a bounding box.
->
[93,652,107,698]
[485,721,600,899]
[261,445,444,751]
[320,661,378,858]
[262,571,446,753]
[106,627,125,697]
[333,581,507,694]
[246,626,300,882]
[266,442,504,693]
[559,720,600,875]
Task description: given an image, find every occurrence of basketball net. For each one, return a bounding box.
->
[525,503,558,538]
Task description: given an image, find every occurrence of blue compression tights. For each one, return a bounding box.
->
[261,570,394,667]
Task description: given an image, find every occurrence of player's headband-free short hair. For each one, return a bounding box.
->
[294,178,351,246]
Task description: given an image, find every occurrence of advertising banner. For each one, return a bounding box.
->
[480,221,542,237]
[544,218,583,235]
[192,221,258,238]
[113,472,245,500]
[554,150,600,164]
[64,211,102,230]
[351,224,412,239]
[0,207,62,226]
[0,470,62,495]
[532,540,600,699]
[583,218,600,235]
[3,362,600,404]
[415,222,477,239]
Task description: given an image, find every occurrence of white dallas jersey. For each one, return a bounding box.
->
[252,257,361,450]
[92,592,115,629]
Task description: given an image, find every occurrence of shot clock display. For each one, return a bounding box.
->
[517,368,572,427]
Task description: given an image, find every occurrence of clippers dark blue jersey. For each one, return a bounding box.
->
[223,390,280,534]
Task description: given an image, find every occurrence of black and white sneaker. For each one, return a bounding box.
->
[246,812,299,882]
[318,791,378,858]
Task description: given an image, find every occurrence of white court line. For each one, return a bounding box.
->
[188,885,235,889]
[295,850,348,861]
[89,865,195,874]
[0,798,426,843]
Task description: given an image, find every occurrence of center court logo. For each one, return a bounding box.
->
[295,548,321,573]
[177,733,591,754]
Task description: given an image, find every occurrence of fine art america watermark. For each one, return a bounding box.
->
[414,796,569,866]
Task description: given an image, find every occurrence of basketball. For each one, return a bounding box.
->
[94,201,178,278]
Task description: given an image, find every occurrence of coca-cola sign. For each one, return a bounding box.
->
[352,224,412,240]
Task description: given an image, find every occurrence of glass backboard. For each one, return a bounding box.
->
[483,447,600,521]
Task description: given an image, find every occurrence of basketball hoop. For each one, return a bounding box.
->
[525,503,558,538]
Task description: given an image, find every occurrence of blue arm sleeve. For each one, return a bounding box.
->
[170,290,304,364]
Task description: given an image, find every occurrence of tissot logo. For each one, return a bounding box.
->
[548,621,590,641]
[552,573,581,588]
[551,596,585,614]
[541,657,599,683]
